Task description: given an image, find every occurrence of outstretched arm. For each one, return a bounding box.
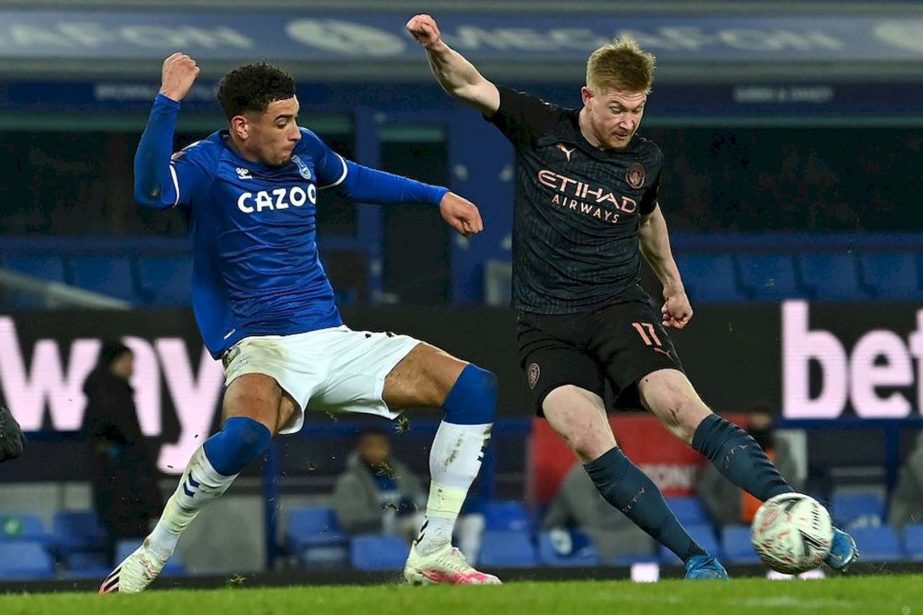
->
[406,14,500,116]
[336,161,483,237]
[639,205,692,329]
[134,53,201,209]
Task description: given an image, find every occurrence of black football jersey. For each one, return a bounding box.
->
[486,86,663,314]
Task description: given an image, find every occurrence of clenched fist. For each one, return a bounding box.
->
[406,14,444,50]
[160,52,200,103]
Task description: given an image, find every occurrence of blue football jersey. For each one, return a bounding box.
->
[168,127,348,357]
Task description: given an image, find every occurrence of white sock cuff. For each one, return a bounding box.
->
[191,447,238,486]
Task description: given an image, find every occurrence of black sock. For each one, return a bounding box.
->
[585,447,706,563]
[692,414,794,501]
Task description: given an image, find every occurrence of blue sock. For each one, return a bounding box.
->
[691,414,793,501]
[202,416,272,476]
[442,364,496,424]
[585,447,706,562]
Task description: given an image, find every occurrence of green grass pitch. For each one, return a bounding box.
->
[1,576,920,615]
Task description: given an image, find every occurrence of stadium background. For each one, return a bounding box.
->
[0,0,922,588]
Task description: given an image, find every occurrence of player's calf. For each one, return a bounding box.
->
[101,416,272,593]
[692,414,793,501]
[415,363,495,556]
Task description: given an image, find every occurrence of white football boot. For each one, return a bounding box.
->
[404,542,501,585]
[99,539,167,594]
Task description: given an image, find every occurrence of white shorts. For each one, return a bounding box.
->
[222,325,421,434]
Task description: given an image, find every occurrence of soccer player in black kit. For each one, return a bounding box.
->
[408,14,858,578]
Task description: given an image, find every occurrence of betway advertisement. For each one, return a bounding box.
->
[0,302,919,476]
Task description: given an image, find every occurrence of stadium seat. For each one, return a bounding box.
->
[61,551,111,578]
[736,254,804,301]
[798,253,867,301]
[0,542,55,579]
[482,500,531,532]
[115,539,186,575]
[903,524,923,562]
[135,256,193,306]
[68,255,137,302]
[285,506,349,569]
[2,255,69,308]
[285,507,347,548]
[537,531,600,567]
[297,544,350,569]
[676,254,747,303]
[477,530,538,568]
[3,255,67,282]
[349,534,409,571]
[666,497,710,526]
[721,524,761,564]
[860,252,921,299]
[830,491,885,528]
[659,523,720,565]
[849,526,903,561]
[0,513,48,545]
[52,510,107,556]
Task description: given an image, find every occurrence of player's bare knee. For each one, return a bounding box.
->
[662,396,711,443]
[223,373,283,433]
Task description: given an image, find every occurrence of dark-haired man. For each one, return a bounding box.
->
[83,342,163,565]
[101,54,500,592]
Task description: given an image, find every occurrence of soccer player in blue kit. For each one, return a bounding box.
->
[100,53,500,592]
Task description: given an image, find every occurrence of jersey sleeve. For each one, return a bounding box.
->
[298,128,348,188]
[639,146,664,216]
[484,86,561,149]
[134,95,211,209]
[639,170,661,216]
[167,144,211,208]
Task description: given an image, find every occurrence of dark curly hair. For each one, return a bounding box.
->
[217,62,296,119]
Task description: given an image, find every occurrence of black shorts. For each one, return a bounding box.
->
[516,300,684,416]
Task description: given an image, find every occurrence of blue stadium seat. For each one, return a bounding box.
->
[903,524,923,562]
[482,500,531,532]
[297,544,350,569]
[721,524,761,564]
[3,255,67,282]
[659,523,720,565]
[115,539,186,575]
[136,256,193,306]
[2,256,69,308]
[286,506,349,569]
[0,542,55,579]
[285,507,347,549]
[677,254,747,303]
[830,491,885,528]
[798,253,866,301]
[850,526,903,561]
[537,531,600,567]
[61,551,111,578]
[68,256,137,302]
[666,497,709,526]
[0,513,48,545]
[477,530,538,568]
[52,510,107,556]
[736,254,804,301]
[349,534,409,571]
[860,252,921,299]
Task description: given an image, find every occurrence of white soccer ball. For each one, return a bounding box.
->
[750,493,834,574]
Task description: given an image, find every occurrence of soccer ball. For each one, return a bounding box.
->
[750,493,834,574]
